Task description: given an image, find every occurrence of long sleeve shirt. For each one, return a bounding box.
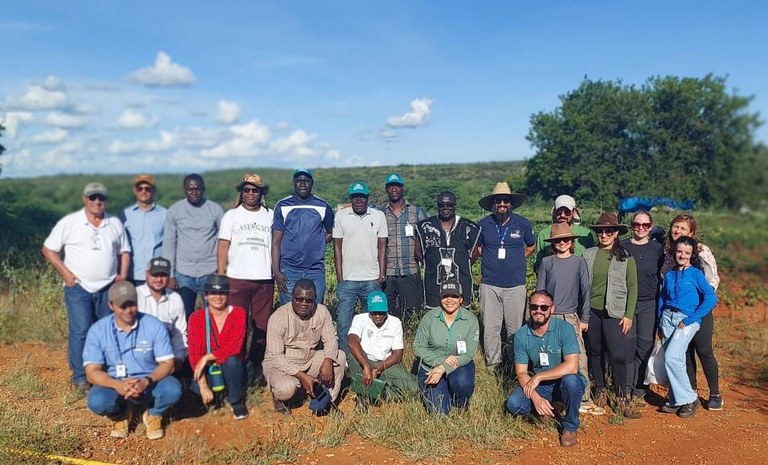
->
[536,254,591,323]
[413,308,479,374]
[187,306,246,368]
[658,266,718,326]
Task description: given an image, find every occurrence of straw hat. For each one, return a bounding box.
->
[543,223,580,242]
[589,212,629,235]
[478,182,527,211]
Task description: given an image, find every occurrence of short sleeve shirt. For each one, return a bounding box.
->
[218,205,274,280]
[348,313,404,361]
[477,214,535,287]
[273,194,334,271]
[333,207,388,281]
[513,318,579,375]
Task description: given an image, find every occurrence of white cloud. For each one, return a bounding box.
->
[30,128,69,144]
[118,110,157,129]
[5,84,70,111]
[215,100,241,124]
[129,51,196,87]
[271,130,315,157]
[202,120,271,158]
[2,112,34,138]
[275,121,289,130]
[42,75,64,90]
[46,111,89,128]
[325,149,341,160]
[108,131,179,154]
[380,129,399,142]
[386,98,433,128]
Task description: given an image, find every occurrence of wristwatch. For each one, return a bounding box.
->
[144,376,156,388]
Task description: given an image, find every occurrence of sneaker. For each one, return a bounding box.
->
[273,396,291,416]
[110,409,134,438]
[579,402,606,416]
[660,403,679,414]
[559,430,578,447]
[232,402,249,420]
[142,411,164,440]
[677,399,699,418]
[707,394,724,411]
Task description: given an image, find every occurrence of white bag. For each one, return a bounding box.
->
[644,340,668,386]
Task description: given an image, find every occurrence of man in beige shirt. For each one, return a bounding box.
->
[263,279,345,415]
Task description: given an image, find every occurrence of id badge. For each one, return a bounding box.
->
[441,258,452,266]
[539,352,550,367]
[405,224,414,237]
[497,248,506,259]
[116,363,127,378]
[456,340,467,355]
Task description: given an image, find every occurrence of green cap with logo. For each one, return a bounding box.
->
[367,291,388,313]
[347,181,369,197]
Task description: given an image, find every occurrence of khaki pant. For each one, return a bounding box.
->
[263,350,346,402]
[552,313,592,402]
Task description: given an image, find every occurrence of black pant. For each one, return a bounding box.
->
[587,308,636,396]
[633,300,657,388]
[686,312,719,394]
[383,273,424,326]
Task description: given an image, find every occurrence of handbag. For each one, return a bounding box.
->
[644,340,668,386]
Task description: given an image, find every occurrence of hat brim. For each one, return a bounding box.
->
[589,224,629,235]
[238,182,269,195]
[478,193,526,211]
[544,233,581,242]
[368,308,388,313]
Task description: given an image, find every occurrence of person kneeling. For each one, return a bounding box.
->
[347,291,419,409]
[506,290,584,447]
[84,282,182,440]
[188,275,249,420]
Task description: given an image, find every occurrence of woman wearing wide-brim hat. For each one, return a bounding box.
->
[477,182,527,211]
[582,213,640,417]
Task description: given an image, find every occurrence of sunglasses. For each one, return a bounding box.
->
[552,237,573,244]
[135,185,153,193]
[437,202,455,208]
[555,208,572,215]
[528,304,551,312]
[241,187,261,194]
[494,198,511,205]
[293,297,315,304]
[87,194,107,202]
[632,222,652,229]
[597,229,618,235]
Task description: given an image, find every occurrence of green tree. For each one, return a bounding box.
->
[525,75,764,208]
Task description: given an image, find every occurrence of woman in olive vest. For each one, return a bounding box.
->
[583,213,639,417]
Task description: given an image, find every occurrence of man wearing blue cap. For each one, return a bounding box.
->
[271,169,335,306]
[333,181,388,354]
[347,291,419,404]
[381,174,427,324]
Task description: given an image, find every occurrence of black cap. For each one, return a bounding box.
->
[204,274,230,293]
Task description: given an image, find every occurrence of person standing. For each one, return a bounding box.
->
[119,174,166,286]
[380,173,427,324]
[42,182,131,392]
[476,182,534,371]
[534,195,595,271]
[416,191,481,309]
[217,173,274,383]
[272,169,335,306]
[333,181,388,354]
[164,174,223,318]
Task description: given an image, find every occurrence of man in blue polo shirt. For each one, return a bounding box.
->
[120,174,166,286]
[476,182,535,371]
[272,169,335,305]
[506,290,583,447]
[83,281,182,440]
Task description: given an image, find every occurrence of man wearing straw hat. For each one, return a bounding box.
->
[476,182,535,372]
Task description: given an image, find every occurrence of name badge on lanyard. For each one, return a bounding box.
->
[497,248,506,259]
[456,340,467,355]
[539,352,550,367]
[405,224,414,237]
[116,363,127,378]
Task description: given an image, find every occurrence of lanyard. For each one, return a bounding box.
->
[495,222,510,247]
[111,318,138,365]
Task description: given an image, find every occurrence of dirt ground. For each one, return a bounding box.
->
[1,281,766,465]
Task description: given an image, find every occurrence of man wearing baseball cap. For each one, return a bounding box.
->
[272,169,335,306]
[380,173,427,324]
[43,182,131,393]
[333,181,388,355]
[120,174,166,286]
[534,195,595,271]
[347,291,419,406]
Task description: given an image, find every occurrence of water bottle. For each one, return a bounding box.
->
[208,363,225,392]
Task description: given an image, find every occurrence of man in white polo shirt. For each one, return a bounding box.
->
[136,257,187,372]
[217,173,274,384]
[347,291,418,404]
[42,182,131,392]
[333,181,388,355]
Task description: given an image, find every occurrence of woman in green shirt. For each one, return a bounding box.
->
[413,279,480,414]
[583,213,639,416]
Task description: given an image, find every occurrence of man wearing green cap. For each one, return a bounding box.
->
[333,181,388,355]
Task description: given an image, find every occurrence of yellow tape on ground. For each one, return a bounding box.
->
[3,448,118,465]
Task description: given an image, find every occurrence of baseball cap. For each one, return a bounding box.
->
[367,291,388,313]
[308,383,332,415]
[384,173,404,186]
[148,257,171,276]
[83,182,108,197]
[347,182,369,197]
[204,274,230,293]
[439,279,462,298]
[293,169,314,179]
[554,195,576,211]
[133,174,156,187]
[109,281,138,307]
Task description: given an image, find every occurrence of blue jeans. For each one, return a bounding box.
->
[660,310,700,406]
[277,266,327,307]
[505,373,584,433]
[88,376,182,419]
[418,361,475,414]
[175,272,212,319]
[335,280,380,354]
[190,356,245,406]
[64,283,111,385]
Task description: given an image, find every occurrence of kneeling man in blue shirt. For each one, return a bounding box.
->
[83,281,182,440]
[506,290,583,447]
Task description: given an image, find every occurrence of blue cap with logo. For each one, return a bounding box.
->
[367,291,388,313]
[384,173,404,186]
[347,181,369,197]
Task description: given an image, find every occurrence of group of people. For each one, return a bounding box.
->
[42,170,720,447]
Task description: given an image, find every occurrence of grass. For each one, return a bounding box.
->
[0,359,47,400]
[211,423,312,465]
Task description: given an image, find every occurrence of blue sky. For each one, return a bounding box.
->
[1,1,766,178]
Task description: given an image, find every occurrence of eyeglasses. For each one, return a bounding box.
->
[555,208,572,215]
[494,198,511,205]
[185,187,202,192]
[597,229,618,236]
[632,222,652,229]
[528,304,551,312]
[135,185,153,193]
[87,194,107,202]
[293,297,315,304]
[552,238,572,244]
[241,187,261,194]
[437,203,455,208]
